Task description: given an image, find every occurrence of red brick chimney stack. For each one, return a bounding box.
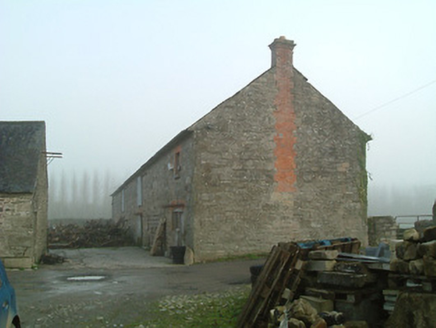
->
[269,36,296,68]
[270,36,297,193]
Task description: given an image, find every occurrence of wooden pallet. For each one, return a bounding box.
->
[150,218,166,256]
[313,239,361,254]
[237,238,361,328]
[237,243,305,328]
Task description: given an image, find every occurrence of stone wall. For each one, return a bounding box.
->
[33,149,48,263]
[292,69,370,245]
[189,67,369,261]
[49,218,112,226]
[367,216,398,246]
[0,170,47,268]
[112,134,195,252]
[0,194,35,268]
[191,71,287,261]
[141,135,195,250]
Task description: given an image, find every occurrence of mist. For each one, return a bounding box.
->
[1,0,435,220]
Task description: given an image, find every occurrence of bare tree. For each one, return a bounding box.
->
[47,168,132,220]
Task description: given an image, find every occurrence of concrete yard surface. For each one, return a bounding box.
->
[7,247,264,328]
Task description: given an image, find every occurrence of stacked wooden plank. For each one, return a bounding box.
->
[237,237,361,328]
[150,218,166,256]
[238,229,436,327]
[237,242,305,328]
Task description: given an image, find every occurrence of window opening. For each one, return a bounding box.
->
[136,176,142,206]
[174,151,181,178]
[121,189,125,213]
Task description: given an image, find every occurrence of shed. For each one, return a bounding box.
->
[0,121,48,268]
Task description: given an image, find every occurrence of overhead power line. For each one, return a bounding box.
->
[354,79,436,120]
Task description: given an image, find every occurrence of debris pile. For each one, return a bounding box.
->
[384,225,436,327]
[238,237,372,328]
[238,226,436,327]
[40,252,65,264]
[48,219,134,248]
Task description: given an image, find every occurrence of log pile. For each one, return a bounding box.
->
[48,219,134,248]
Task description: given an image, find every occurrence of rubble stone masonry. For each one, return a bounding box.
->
[112,38,370,262]
[0,194,35,268]
[112,134,195,252]
[0,147,48,268]
[367,216,398,246]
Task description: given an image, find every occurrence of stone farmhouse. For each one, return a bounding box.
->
[112,37,371,262]
[0,121,48,268]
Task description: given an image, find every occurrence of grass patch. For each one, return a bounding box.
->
[125,285,251,328]
[206,253,268,263]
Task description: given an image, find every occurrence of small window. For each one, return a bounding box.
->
[121,189,125,213]
[136,176,142,207]
[174,151,181,178]
[173,209,183,228]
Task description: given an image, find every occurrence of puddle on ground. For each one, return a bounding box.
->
[67,275,106,282]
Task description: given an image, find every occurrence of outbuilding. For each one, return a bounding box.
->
[0,121,48,268]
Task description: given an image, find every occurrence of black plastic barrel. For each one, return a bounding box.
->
[171,246,186,264]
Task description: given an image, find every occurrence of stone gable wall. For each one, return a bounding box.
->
[292,69,369,244]
[190,67,369,261]
[191,71,297,261]
[112,45,369,262]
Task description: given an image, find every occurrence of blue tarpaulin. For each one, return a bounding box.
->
[297,237,353,249]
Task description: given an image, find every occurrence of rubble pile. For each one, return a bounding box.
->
[238,229,436,328]
[384,226,436,327]
[40,252,65,264]
[48,219,134,248]
[237,237,373,328]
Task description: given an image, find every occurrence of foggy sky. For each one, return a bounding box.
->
[1,0,435,216]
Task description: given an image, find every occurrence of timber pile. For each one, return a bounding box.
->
[150,218,166,256]
[48,219,133,248]
[237,237,369,328]
[238,242,306,328]
[238,227,436,327]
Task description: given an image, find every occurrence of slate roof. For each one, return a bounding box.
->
[111,129,193,196]
[0,121,46,193]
